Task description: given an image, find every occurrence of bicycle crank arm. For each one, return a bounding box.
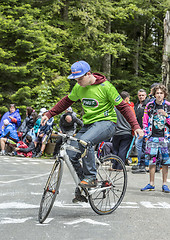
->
[88,186,112,195]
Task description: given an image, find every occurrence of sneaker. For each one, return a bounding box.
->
[131,165,139,170]
[32,153,37,158]
[8,151,16,156]
[36,151,43,158]
[72,187,88,203]
[132,165,146,174]
[79,178,97,188]
[16,153,25,157]
[0,151,5,156]
[141,183,155,191]
[162,185,170,193]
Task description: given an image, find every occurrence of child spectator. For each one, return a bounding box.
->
[15,135,35,157]
[33,108,46,136]
[33,108,54,158]
[141,84,170,193]
[0,119,19,155]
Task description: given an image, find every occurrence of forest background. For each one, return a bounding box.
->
[0,0,170,121]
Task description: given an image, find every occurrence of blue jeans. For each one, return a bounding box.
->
[135,136,144,165]
[69,121,116,180]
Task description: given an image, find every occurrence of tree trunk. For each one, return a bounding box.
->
[103,19,111,81]
[162,11,170,99]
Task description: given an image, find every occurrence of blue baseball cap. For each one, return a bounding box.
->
[67,61,91,79]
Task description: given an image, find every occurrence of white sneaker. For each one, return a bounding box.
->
[0,151,5,156]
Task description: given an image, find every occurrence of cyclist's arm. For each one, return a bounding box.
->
[46,95,74,119]
[116,100,140,131]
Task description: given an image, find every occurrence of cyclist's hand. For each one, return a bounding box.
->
[41,115,49,126]
[134,129,144,139]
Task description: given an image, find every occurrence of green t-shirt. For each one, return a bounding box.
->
[68,81,123,125]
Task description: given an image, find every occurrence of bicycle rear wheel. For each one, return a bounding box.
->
[38,158,63,223]
[88,154,127,215]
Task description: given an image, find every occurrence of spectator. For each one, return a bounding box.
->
[41,60,143,189]
[15,135,35,157]
[33,108,46,136]
[18,107,35,141]
[0,104,21,135]
[141,84,170,193]
[133,84,161,173]
[51,109,84,159]
[0,119,19,155]
[111,91,135,170]
[149,83,159,102]
[148,82,161,172]
[132,89,149,173]
[33,108,54,158]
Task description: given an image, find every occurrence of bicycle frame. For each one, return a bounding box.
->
[57,133,84,187]
[58,132,115,195]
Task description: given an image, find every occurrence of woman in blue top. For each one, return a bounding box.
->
[0,104,21,135]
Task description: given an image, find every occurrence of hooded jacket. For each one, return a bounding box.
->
[0,109,21,135]
[0,123,19,142]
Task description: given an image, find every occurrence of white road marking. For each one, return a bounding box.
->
[31,192,42,195]
[140,201,170,208]
[0,217,32,224]
[54,201,90,208]
[119,202,139,208]
[0,202,39,209]
[64,218,109,226]
[0,172,49,184]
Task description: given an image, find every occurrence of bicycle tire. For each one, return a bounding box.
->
[88,154,127,215]
[38,158,63,223]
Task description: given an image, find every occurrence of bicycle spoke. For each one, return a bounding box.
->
[38,159,63,223]
[88,155,127,215]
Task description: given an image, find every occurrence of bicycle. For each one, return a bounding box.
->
[38,132,127,223]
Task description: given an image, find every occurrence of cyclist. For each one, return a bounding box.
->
[41,60,143,188]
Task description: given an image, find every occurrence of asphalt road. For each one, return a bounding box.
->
[0,155,170,240]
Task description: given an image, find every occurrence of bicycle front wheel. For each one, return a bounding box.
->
[38,158,63,223]
[88,155,127,215]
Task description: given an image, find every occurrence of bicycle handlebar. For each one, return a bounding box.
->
[53,131,89,158]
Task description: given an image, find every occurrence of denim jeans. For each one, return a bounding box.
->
[135,136,144,165]
[69,121,116,180]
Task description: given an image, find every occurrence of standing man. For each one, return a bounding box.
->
[111,91,135,170]
[41,60,143,188]
[132,89,149,173]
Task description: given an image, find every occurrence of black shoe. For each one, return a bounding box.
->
[36,151,43,158]
[32,153,37,158]
[8,151,15,156]
[132,165,146,174]
[131,165,139,170]
[72,187,88,203]
[50,155,57,159]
